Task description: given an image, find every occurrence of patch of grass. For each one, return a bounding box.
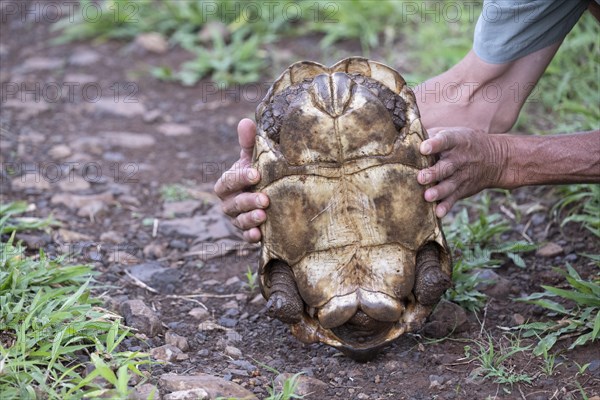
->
[0,202,56,234]
[552,184,600,239]
[0,203,151,399]
[443,195,536,312]
[159,183,195,202]
[465,333,533,391]
[515,264,600,356]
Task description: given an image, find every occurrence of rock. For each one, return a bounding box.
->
[99,230,126,244]
[69,49,100,66]
[3,99,50,119]
[143,109,164,123]
[11,176,51,191]
[159,215,236,240]
[536,242,564,257]
[429,374,445,389]
[127,262,168,284]
[144,242,166,259]
[91,98,146,118]
[135,32,169,54]
[16,233,51,250]
[150,268,182,294]
[56,228,93,242]
[422,300,468,338]
[157,123,192,137]
[162,200,202,218]
[188,307,210,321]
[99,131,156,149]
[20,56,63,72]
[120,299,164,337]
[164,389,208,400]
[108,250,139,266]
[77,200,108,219]
[473,269,512,299]
[51,191,114,210]
[274,373,327,398]
[130,383,160,400]
[225,346,242,359]
[513,313,525,325]
[48,144,72,159]
[58,175,91,192]
[225,276,241,286]
[151,344,188,362]
[165,331,189,351]
[159,374,257,400]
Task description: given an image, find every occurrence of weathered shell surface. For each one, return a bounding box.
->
[253,57,451,351]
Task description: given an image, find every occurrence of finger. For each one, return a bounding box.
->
[424,179,458,203]
[214,166,260,199]
[420,129,458,156]
[436,193,460,218]
[222,192,269,218]
[243,227,262,243]
[234,209,267,231]
[238,118,257,162]
[417,159,457,185]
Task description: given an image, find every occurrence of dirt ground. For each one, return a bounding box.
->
[1,5,599,400]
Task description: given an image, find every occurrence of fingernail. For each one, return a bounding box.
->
[418,171,429,185]
[425,189,437,202]
[421,142,432,155]
[252,210,262,222]
[246,168,259,183]
[437,206,446,218]
[256,194,266,207]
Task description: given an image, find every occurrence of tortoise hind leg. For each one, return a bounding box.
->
[414,243,452,306]
[266,260,303,323]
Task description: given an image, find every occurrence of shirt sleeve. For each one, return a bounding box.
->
[473,0,591,64]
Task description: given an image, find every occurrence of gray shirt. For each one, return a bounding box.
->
[473,0,592,64]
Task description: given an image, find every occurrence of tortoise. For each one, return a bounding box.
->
[252,57,452,360]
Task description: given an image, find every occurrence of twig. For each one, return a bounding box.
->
[124,270,159,293]
[163,294,208,310]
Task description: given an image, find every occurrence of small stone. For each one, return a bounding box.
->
[536,242,564,257]
[91,99,146,118]
[218,317,238,328]
[99,131,156,149]
[16,233,51,250]
[144,242,166,259]
[429,374,445,389]
[77,200,108,219]
[225,346,242,359]
[589,359,600,372]
[222,300,238,309]
[120,299,164,337]
[143,109,164,123]
[69,49,100,66]
[422,300,468,338]
[51,191,114,210]
[166,331,189,351]
[3,99,50,119]
[189,307,210,321]
[11,176,51,191]
[151,344,185,362]
[162,200,202,218]
[164,389,209,400]
[135,32,168,53]
[159,215,235,240]
[474,269,512,299]
[274,373,327,398]
[20,56,63,72]
[157,123,193,137]
[159,373,257,399]
[58,175,91,192]
[56,228,93,242]
[48,144,72,159]
[225,276,241,286]
[99,230,126,244]
[513,313,525,325]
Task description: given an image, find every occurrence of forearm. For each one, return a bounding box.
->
[499,131,600,188]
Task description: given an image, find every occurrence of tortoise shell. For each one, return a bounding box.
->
[253,57,451,358]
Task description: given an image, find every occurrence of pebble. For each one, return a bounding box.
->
[159,215,235,240]
[536,242,564,257]
[11,176,51,191]
[69,49,100,66]
[20,56,63,72]
[473,269,512,299]
[98,131,156,149]
[157,123,193,136]
[422,300,468,338]
[159,373,257,399]
[91,99,146,118]
[188,307,210,321]
[218,317,238,328]
[429,374,445,389]
[143,109,164,123]
[134,32,169,54]
[48,144,72,159]
[58,175,91,192]
[129,383,159,400]
[225,345,242,359]
[162,200,202,218]
[164,389,209,400]
[120,299,164,337]
[165,331,190,351]
[150,344,188,362]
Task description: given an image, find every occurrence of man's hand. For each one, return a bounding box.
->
[214,119,269,243]
[417,127,510,218]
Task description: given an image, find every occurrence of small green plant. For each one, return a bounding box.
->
[0,201,56,234]
[244,265,259,293]
[538,343,561,377]
[443,195,536,312]
[466,333,533,391]
[159,183,195,202]
[552,184,600,239]
[515,264,600,355]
